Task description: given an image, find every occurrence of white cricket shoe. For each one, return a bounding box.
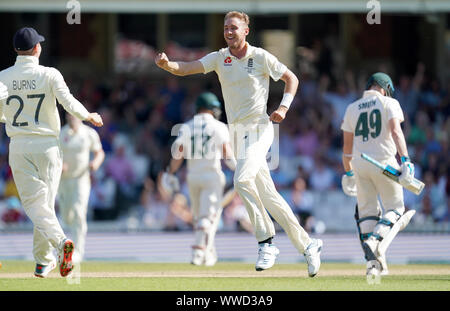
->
[255,243,279,271]
[34,260,57,278]
[304,238,323,277]
[191,249,205,266]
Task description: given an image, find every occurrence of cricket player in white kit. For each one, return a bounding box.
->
[58,113,105,263]
[341,72,416,276]
[162,92,236,266]
[155,11,322,276]
[0,27,103,278]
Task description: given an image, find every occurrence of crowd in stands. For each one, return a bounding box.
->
[0,51,448,233]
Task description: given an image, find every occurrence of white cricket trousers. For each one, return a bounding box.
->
[232,119,311,253]
[58,172,91,261]
[352,156,405,233]
[187,170,225,254]
[9,136,66,265]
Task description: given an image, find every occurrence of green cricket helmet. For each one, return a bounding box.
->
[195,92,222,119]
[366,72,395,97]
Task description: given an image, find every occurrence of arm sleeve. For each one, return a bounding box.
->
[199,51,218,74]
[340,107,353,133]
[386,98,404,122]
[89,127,103,152]
[263,50,287,81]
[216,123,230,145]
[49,68,90,120]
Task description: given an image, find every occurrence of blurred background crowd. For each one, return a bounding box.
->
[0,8,449,234]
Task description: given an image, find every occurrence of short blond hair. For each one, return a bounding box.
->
[224,11,250,26]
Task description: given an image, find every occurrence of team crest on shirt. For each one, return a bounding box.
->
[245,58,254,73]
[224,56,232,66]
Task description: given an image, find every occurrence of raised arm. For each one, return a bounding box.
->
[155,52,204,76]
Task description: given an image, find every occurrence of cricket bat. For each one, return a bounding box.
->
[361,153,425,195]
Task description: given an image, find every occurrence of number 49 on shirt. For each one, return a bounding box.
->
[355,109,381,142]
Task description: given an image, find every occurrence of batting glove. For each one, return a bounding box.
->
[399,156,415,188]
[161,171,180,196]
[341,170,357,197]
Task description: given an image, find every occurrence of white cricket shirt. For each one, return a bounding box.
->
[174,113,230,174]
[60,123,103,178]
[199,43,287,124]
[0,56,90,138]
[341,90,404,160]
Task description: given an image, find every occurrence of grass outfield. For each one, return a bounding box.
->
[0,261,449,291]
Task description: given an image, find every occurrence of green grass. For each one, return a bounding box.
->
[0,261,449,291]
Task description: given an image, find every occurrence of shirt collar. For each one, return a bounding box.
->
[197,112,214,119]
[227,42,254,60]
[15,55,39,66]
[363,90,383,98]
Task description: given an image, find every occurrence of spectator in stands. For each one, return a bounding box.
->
[309,156,336,191]
[283,177,315,232]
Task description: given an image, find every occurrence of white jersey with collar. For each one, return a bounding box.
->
[0,56,90,138]
[341,90,404,160]
[174,113,230,174]
[199,43,287,124]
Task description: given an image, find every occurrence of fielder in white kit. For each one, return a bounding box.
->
[0,27,103,278]
[155,11,322,276]
[58,113,105,263]
[162,92,236,266]
[341,72,416,276]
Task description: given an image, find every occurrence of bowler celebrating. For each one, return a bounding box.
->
[155,11,322,276]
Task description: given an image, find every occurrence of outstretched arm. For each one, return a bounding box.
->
[155,52,204,76]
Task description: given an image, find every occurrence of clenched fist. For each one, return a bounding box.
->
[155,52,169,69]
[269,106,288,123]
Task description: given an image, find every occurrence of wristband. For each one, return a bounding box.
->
[345,170,354,177]
[279,93,294,109]
[401,156,410,163]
